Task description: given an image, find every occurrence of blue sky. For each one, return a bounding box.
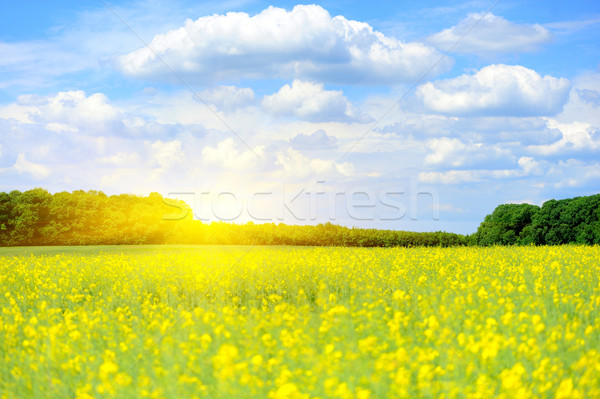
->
[1,0,599,233]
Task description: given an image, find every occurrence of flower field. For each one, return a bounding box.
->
[1,245,599,398]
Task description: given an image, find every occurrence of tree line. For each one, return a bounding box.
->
[0,188,466,247]
[1,188,598,247]
[471,194,600,245]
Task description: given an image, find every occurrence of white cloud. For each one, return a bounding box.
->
[0,90,195,142]
[0,91,123,135]
[150,140,185,169]
[201,138,265,171]
[419,170,480,184]
[275,148,354,179]
[45,122,79,133]
[557,72,600,125]
[418,169,513,185]
[417,65,570,116]
[419,155,544,184]
[517,156,543,175]
[117,5,450,85]
[424,137,514,169]
[549,160,600,189]
[0,102,38,123]
[576,89,600,106]
[45,91,121,130]
[263,80,371,123]
[99,151,141,166]
[449,116,561,145]
[14,153,50,179]
[424,137,466,166]
[527,119,600,157]
[200,86,255,111]
[0,1,220,91]
[290,129,338,150]
[544,17,600,35]
[428,13,552,54]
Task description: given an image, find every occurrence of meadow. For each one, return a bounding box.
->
[1,245,598,398]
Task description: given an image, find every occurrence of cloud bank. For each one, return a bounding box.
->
[118,5,451,85]
[428,13,552,54]
[262,80,371,123]
[417,65,570,116]
[290,130,338,150]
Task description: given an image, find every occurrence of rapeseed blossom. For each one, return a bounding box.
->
[0,245,598,398]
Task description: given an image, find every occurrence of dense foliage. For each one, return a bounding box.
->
[472,194,600,245]
[470,203,540,246]
[0,189,186,246]
[0,189,466,247]
[3,189,599,247]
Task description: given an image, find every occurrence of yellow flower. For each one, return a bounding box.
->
[356,387,371,399]
[555,378,574,399]
[99,361,118,379]
[270,382,307,399]
[251,354,263,366]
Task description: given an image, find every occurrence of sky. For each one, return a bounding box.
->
[1,0,599,234]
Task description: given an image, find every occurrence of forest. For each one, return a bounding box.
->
[471,194,600,245]
[1,188,598,247]
[0,188,465,247]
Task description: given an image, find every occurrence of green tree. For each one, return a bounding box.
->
[473,203,540,246]
[9,188,52,245]
[532,194,600,245]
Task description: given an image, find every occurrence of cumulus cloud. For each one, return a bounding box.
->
[276,148,354,179]
[201,138,265,171]
[450,116,562,145]
[0,1,228,91]
[14,153,50,179]
[419,170,485,184]
[424,137,466,166]
[0,90,195,141]
[290,129,338,150]
[518,156,544,175]
[40,91,121,131]
[558,73,600,125]
[550,160,600,189]
[0,91,123,135]
[200,86,255,111]
[424,137,513,169]
[99,151,141,166]
[418,155,543,185]
[117,5,450,85]
[44,122,79,133]
[527,119,600,157]
[150,140,185,169]
[262,80,371,123]
[576,89,600,106]
[417,65,570,116]
[428,13,552,54]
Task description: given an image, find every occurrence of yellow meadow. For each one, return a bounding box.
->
[0,245,598,398]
